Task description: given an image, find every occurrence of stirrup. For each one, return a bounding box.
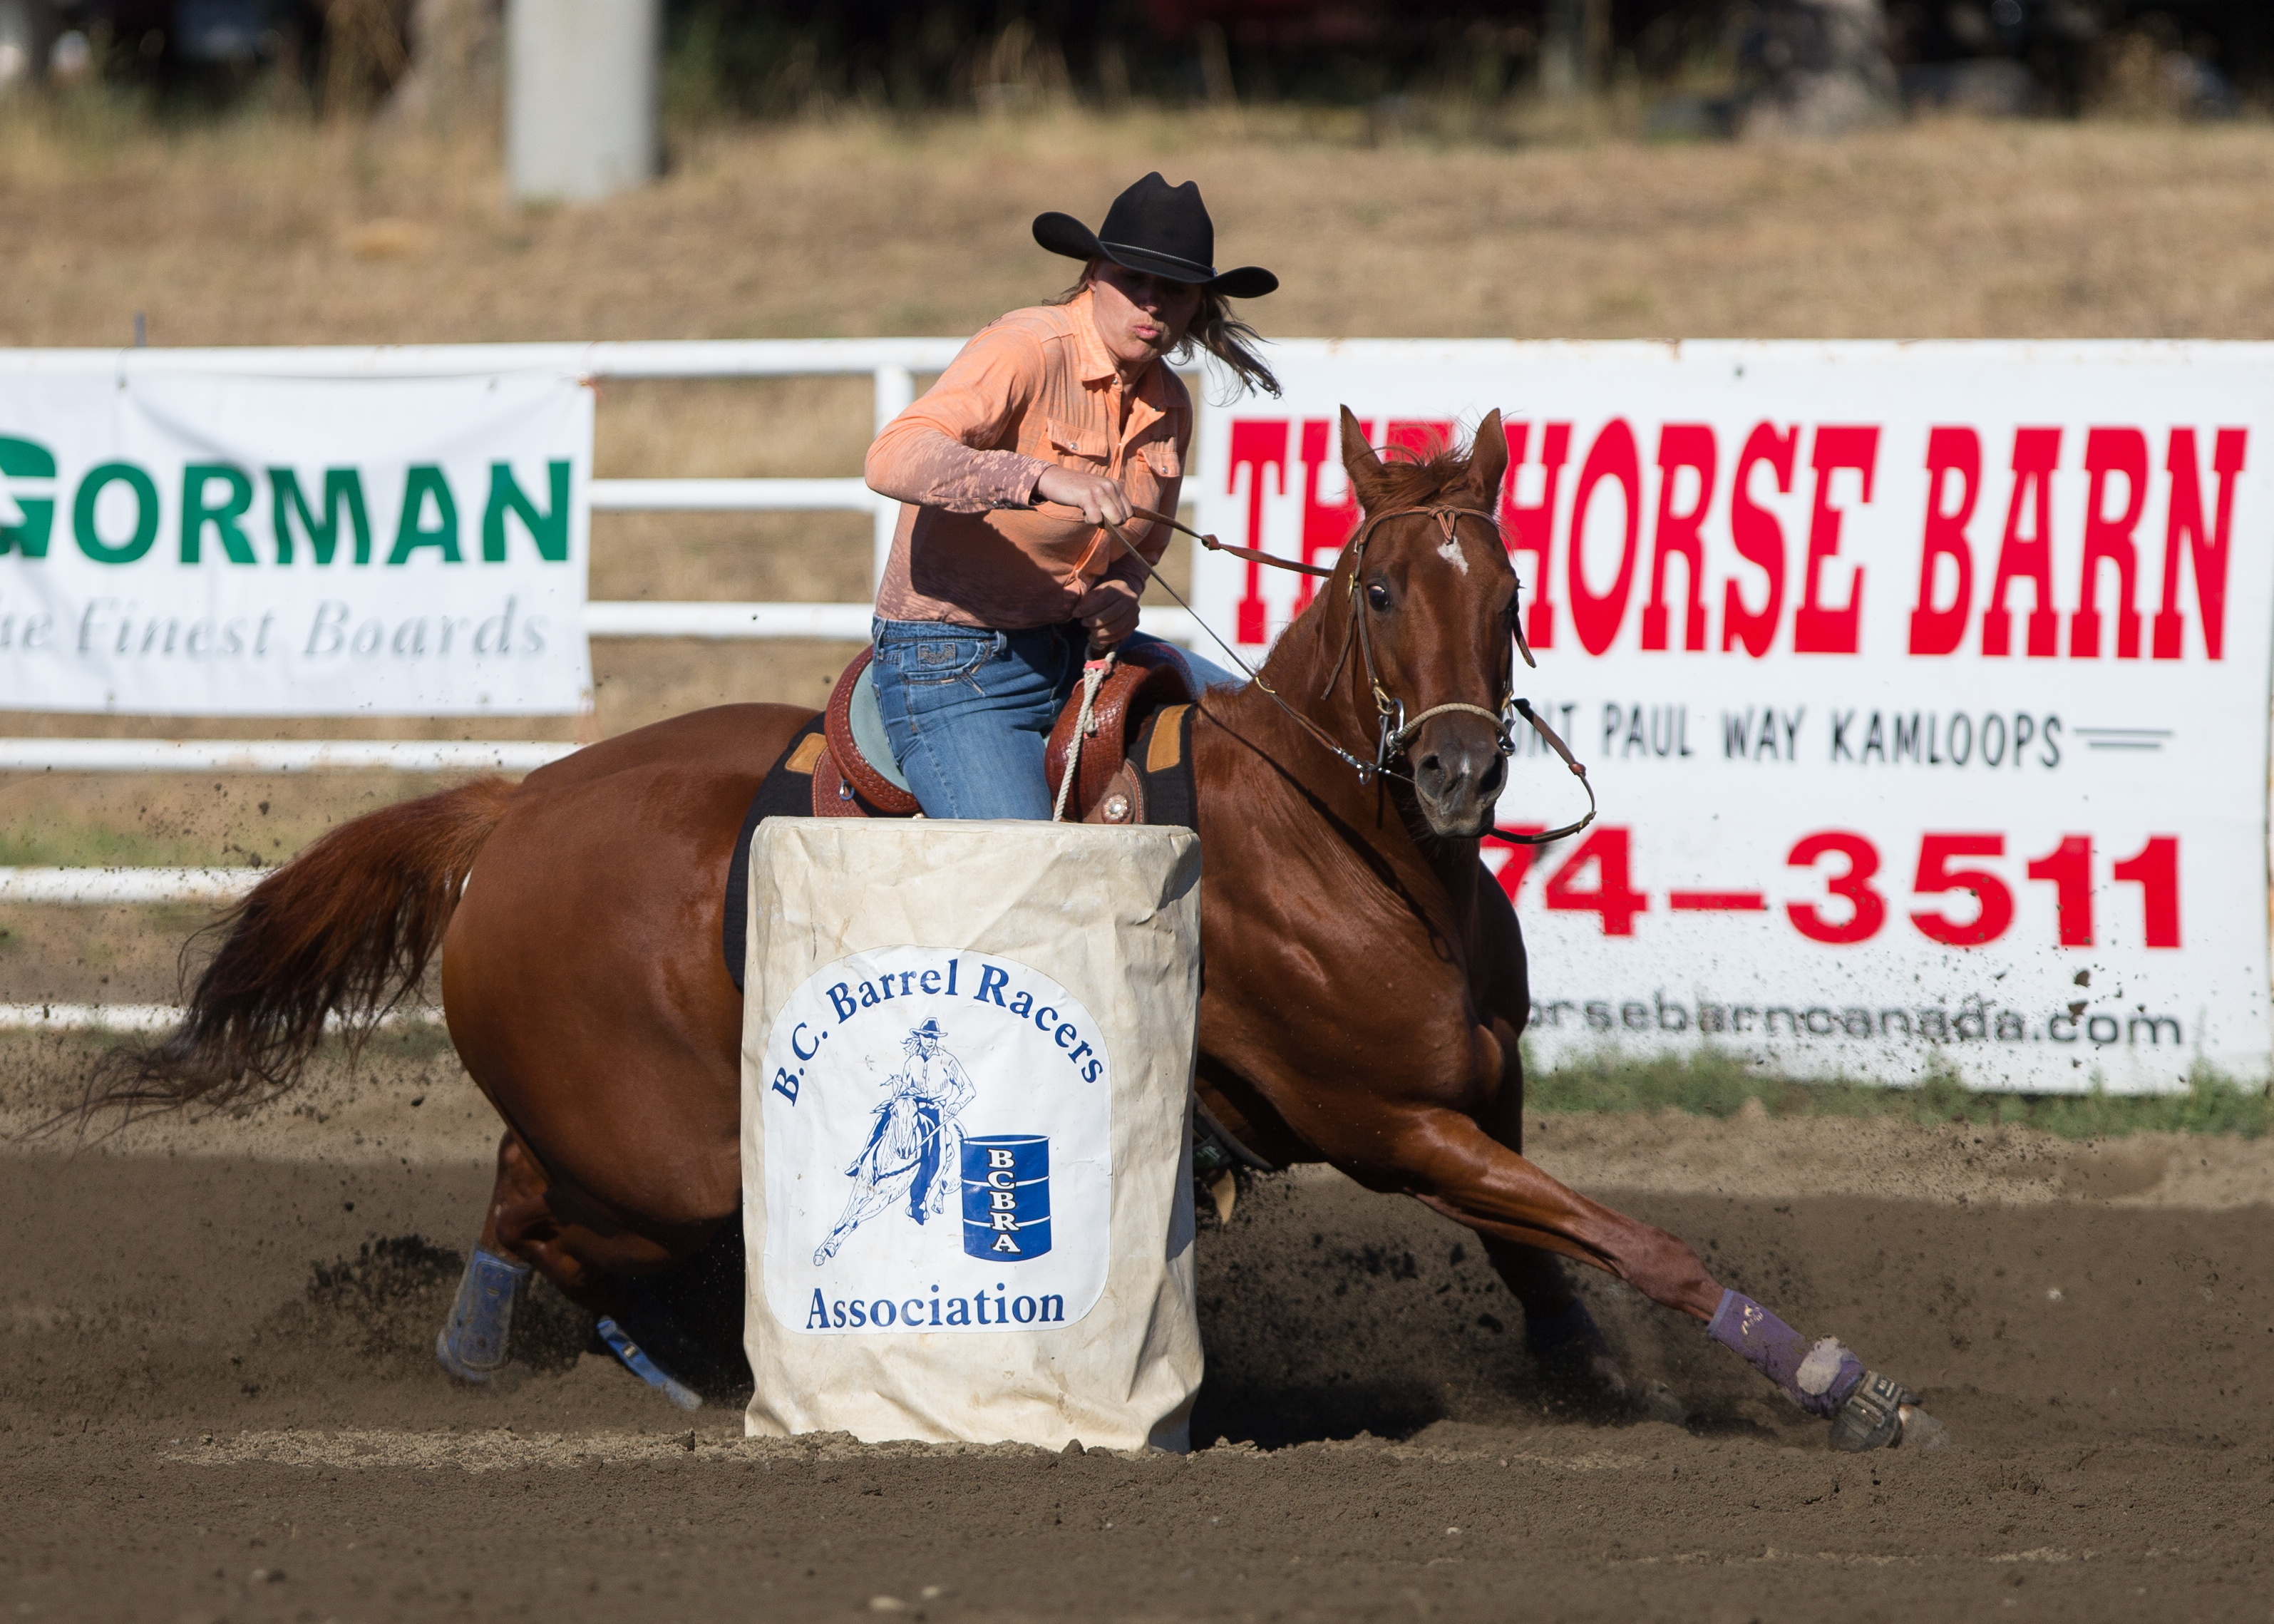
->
[1828,1369,1914,1452]
[435,1247,532,1384]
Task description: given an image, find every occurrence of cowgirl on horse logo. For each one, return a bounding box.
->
[813,1018,975,1265]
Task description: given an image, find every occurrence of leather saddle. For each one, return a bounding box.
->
[804,641,1199,827]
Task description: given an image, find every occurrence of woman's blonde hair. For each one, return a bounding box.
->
[1051,262,1281,403]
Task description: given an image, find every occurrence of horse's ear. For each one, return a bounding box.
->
[1466,410,1509,506]
[1339,406,1384,499]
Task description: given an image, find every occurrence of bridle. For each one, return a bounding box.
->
[1327,503,1533,785]
[1074,498,1596,848]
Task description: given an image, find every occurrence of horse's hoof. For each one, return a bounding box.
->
[1894,1404,1953,1451]
[1634,1379,1688,1427]
[1538,1347,1633,1417]
[1526,1300,1677,1423]
[1828,1370,1944,1451]
[435,1328,497,1385]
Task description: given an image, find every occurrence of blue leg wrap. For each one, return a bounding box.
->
[434,1247,532,1384]
[595,1316,704,1411]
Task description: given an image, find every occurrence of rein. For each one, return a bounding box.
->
[1055,498,1595,848]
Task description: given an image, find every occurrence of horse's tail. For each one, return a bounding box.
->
[88,775,519,1119]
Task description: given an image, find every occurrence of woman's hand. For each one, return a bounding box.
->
[1074,577,1142,649]
[1034,465,1133,528]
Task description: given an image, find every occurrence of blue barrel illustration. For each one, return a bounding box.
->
[961,1134,1051,1261]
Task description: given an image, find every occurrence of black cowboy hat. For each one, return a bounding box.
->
[1033,173,1278,300]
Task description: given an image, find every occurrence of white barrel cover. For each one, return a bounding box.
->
[740,818,1203,1450]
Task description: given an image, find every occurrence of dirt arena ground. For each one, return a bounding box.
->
[6,109,2274,1619]
[5,1067,2273,1623]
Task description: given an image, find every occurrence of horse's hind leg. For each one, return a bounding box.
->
[434,1133,544,1384]
[437,1130,711,1396]
[1472,1119,1655,1414]
[1468,1024,1654,1413]
[1482,1238,1585,1352]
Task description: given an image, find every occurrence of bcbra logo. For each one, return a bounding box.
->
[962,1136,1050,1260]
[0,436,56,557]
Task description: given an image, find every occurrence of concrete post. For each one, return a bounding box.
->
[507,0,659,205]
[1538,0,1583,98]
[0,0,57,97]
[1736,0,1898,138]
[1539,0,1607,99]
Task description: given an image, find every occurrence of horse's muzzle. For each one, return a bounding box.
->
[1411,716,1508,838]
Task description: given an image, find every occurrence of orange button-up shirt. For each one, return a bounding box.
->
[866,288,1188,630]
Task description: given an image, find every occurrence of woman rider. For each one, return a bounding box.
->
[863,173,1279,821]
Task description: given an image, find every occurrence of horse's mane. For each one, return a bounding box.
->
[1363,437,1485,512]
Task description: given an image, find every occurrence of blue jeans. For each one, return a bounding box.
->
[870,617,1238,821]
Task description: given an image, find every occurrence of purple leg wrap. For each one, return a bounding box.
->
[1706,1290,1865,1419]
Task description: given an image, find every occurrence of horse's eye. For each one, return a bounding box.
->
[1366,582,1392,612]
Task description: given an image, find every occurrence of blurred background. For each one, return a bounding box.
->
[0,1,2264,130]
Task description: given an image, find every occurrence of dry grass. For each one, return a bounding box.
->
[4,103,2273,874]
[9,106,2274,349]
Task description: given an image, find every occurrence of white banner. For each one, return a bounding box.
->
[0,369,593,714]
[1192,341,2274,1093]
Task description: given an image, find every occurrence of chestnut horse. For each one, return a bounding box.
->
[104,408,1938,1450]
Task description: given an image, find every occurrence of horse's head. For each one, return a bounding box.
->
[1334,404,1516,841]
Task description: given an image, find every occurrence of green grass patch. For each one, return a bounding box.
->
[1528,1048,2274,1141]
[0,823,237,869]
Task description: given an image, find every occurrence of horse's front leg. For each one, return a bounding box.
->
[1352,1095,1718,1310]
[1376,1107,1947,1452]
[1461,1025,1667,1412]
